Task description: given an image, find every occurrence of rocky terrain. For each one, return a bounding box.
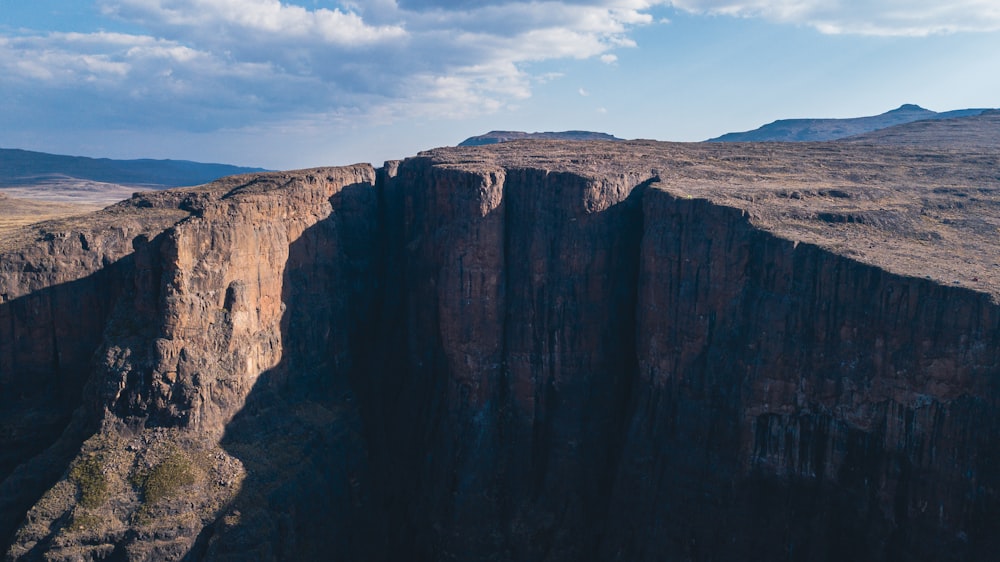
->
[1,127,999,561]
[708,104,989,142]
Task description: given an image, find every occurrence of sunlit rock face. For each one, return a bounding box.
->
[2,138,999,561]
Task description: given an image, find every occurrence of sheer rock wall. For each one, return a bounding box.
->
[2,142,998,561]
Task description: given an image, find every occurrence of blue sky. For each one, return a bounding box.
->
[1,1,998,169]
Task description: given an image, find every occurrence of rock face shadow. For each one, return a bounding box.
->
[356,166,651,560]
[187,183,385,561]
[0,251,137,549]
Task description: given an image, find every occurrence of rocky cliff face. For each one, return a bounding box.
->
[1,168,380,560]
[2,141,999,561]
[0,199,190,548]
[607,189,1000,560]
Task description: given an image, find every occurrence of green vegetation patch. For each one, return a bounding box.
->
[69,455,108,509]
[136,452,196,505]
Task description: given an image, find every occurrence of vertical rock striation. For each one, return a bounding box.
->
[2,141,999,561]
[366,148,1000,561]
[373,160,647,559]
[604,186,1000,561]
[105,167,377,434]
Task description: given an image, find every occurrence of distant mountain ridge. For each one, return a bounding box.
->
[459,130,623,146]
[840,109,1000,149]
[0,148,267,188]
[707,104,992,143]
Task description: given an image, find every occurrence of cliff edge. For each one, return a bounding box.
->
[2,140,999,561]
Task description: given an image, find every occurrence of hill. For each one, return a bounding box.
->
[0,148,266,188]
[707,104,990,142]
[0,148,267,231]
[841,109,1000,149]
[458,130,623,146]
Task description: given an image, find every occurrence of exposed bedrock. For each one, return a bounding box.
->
[371,160,648,559]
[369,161,1000,561]
[0,200,188,548]
[1,144,999,561]
[105,166,378,434]
[2,168,382,560]
[605,190,1000,561]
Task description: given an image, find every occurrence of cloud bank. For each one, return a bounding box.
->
[1,0,657,135]
[669,1,1000,36]
[1,0,998,141]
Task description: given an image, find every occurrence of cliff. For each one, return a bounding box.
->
[1,140,999,561]
[1,168,380,560]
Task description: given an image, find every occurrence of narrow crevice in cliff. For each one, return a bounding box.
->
[350,160,429,558]
[495,168,515,547]
[590,177,651,553]
[351,162,406,554]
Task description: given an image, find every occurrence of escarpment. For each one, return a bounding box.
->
[2,141,1000,561]
[2,168,381,560]
[607,191,1000,560]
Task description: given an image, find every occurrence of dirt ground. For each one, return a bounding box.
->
[0,179,149,233]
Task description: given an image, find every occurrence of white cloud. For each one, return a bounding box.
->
[0,30,313,131]
[100,0,407,45]
[579,87,590,96]
[668,1,1000,36]
[0,0,651,129]
[1,33,138,84]
[4,0,997,150]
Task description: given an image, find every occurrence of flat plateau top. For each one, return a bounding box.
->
[420,138,1000,300]
[3,129,998,300]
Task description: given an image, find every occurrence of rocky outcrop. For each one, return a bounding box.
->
[0,199,190,547]
[604,188,1000,560]
[2,168,381,560]
[104,166,376,433]
[370,161,647,559]
[2,141,999,561]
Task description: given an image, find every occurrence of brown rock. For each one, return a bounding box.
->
[2,139,1000,561]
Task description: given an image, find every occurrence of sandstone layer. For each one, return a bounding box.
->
[1,139,999,561]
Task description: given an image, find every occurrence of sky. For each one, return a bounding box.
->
[1,1,999,170]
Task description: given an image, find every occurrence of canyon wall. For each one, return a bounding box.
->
[1,142,998,560]
[605,189,1000,561]
[0,196,190,547]
[2,168,382,560]
[372,161,648,559]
